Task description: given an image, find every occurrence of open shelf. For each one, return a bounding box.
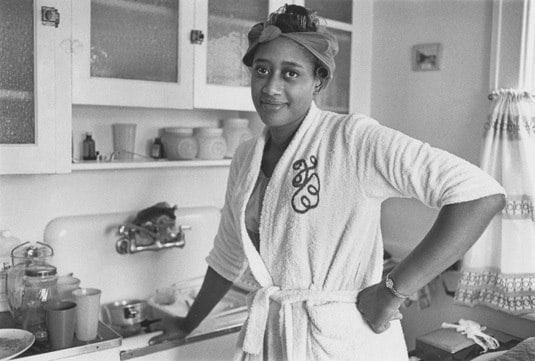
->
[72,158,231,171]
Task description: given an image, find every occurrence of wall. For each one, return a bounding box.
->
[371,0,534,350]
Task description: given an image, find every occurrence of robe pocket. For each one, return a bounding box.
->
[306,301,360,360]
[307,301,408,361]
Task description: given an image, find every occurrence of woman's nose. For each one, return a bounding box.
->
[262,76,283,95]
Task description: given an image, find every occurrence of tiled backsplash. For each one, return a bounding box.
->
[44,206,220,303]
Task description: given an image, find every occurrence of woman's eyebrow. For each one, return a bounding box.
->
[252,58,270,64]
[252,59,305,69]
[281,61,305,69]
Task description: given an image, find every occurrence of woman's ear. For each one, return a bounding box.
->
[314,76,324,94]
[314,67,328,94]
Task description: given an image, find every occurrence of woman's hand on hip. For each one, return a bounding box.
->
[356,282,405,334]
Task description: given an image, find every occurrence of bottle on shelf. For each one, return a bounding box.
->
[82,132,97,161]
[150,137,164,159]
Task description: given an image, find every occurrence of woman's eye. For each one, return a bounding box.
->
[255,66,269,76]
[285,71,299,79]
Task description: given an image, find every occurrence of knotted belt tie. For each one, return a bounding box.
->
[241,286,359,359]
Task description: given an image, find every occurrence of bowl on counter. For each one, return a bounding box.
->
[102,299,162,337]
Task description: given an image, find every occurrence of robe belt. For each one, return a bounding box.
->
[241,285,359,358]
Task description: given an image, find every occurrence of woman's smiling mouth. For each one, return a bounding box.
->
[261,99,287,111]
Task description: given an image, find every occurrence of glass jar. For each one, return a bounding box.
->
[222,118,253,158]
[161,127,198,160]
[194,127,227,160]
[7,242,54,324]
[0,230,21,312]
[21,263,58,345]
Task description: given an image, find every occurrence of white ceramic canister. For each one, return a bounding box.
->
[194,127,227,160]
[161,127,198,160]
[222,118,253,158]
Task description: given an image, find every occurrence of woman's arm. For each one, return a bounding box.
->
[357,193,506,333]
[149,266,233,344]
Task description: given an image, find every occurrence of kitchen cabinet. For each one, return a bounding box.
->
[72,0,195,109]
[193,0,292,111]
[299,0,355,113]
[0,0,71,175]
[71,0,360,112]
[197,0,358,113]
[72,0,281,110]
[121,332,240,361]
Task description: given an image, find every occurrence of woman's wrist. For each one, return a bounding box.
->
[380,276,408,308]
[384,273,411,299]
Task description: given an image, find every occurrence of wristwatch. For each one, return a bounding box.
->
[384,273,409,299]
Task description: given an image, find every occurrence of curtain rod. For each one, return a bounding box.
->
[488,89,535,100]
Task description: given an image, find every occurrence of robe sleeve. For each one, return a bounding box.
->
[205,145,248,282]
[355,119,505,208]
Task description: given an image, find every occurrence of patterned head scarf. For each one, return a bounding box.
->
[242,12,339,90]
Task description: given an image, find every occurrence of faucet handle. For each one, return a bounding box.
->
[116,237,130,254]
[178,225,192,232]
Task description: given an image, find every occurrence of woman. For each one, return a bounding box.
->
[150,5,506,361]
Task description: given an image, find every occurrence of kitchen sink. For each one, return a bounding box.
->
[147,276,249,335]
[115,276,251,360]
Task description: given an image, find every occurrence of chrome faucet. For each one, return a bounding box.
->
[116,224,191,254]
[115,203,191,254]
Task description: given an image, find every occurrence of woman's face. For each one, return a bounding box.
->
[250,37,320,128]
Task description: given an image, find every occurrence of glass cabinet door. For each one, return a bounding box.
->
[205,1,269,88]
[314,27,351,113]
[304,0,353,114]
[193,0,271,111]
[0,0,71,174]
[304,0,352,24]
[0,0,35,145]
[90,0,178,82]
[72,0,194,109]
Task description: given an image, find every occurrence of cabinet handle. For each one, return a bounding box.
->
[190,30,205,45]
[41,6,60,28]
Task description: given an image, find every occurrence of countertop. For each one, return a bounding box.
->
[1,307,247,361]
[0,311,122,360]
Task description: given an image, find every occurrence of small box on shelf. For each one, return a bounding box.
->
[412,327,521,361]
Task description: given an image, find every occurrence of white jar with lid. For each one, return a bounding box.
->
[161,127,198,160]
[194,127,227,160]
[222,118,253,158]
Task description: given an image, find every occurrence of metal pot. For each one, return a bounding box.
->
[104,299,150,327]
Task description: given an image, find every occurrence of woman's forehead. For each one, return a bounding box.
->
[252,37,315,68]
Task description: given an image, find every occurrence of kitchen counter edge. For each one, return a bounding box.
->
[119,324,242,360]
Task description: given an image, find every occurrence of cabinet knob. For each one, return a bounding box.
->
[41,6,60,28]
[190,30,205,45]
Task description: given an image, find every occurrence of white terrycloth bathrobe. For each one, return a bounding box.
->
[206,103,505,361]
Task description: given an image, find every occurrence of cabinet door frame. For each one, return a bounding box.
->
[0,0,71,175]
[285,0,372,114]
[192,0,285,111]
[72,0,195,109]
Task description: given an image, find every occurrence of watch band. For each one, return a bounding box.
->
[384,273,410,299]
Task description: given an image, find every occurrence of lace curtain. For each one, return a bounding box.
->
[454,89,535,315]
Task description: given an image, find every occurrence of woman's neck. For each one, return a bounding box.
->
[266,111,308,150]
